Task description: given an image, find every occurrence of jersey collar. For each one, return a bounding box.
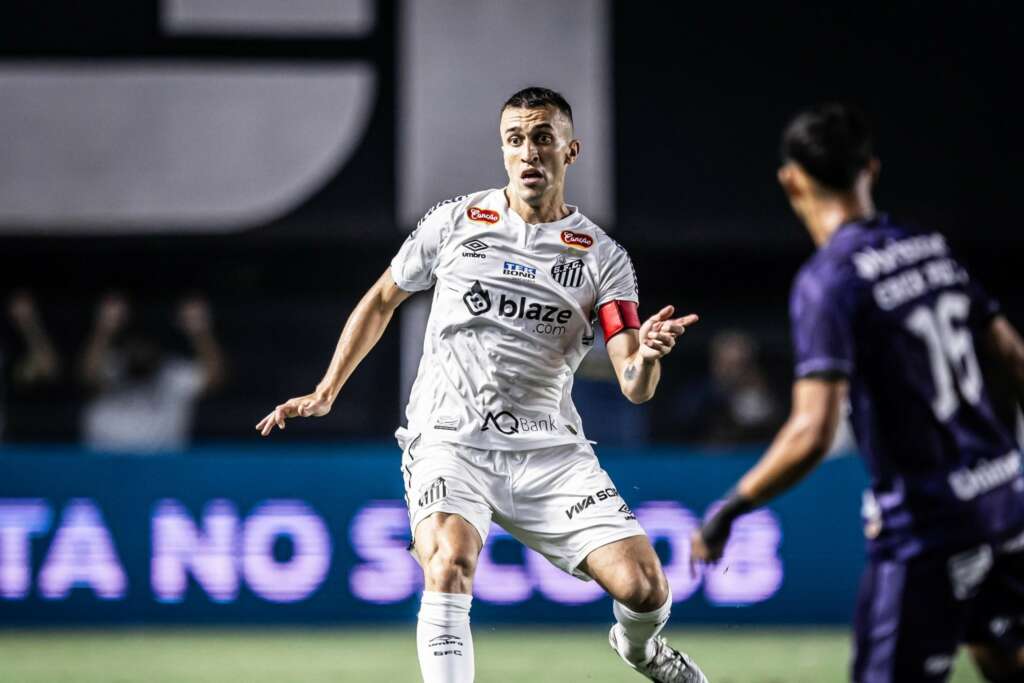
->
[498,189,580,230]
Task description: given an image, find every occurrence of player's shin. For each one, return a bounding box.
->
[417,591,475,683]
[612,589,673,664]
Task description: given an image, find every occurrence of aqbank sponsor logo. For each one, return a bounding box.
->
[481,411,560,435]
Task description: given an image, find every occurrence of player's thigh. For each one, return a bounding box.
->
[965,542,1024,681]
[852,550,977,683]
[402,438,497,564]
[498,443,646,583]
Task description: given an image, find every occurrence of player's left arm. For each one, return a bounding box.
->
[691,376,847,561]
[605,304,699,404]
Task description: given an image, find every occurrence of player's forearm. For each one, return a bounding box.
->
[315,287,397,403]
[736,415,832,505]
[620,355,660,404]
[988,317,1024,405]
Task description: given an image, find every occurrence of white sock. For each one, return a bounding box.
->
[417,591,474,683]
[613,591,672,664]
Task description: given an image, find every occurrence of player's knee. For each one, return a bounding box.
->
[423,547,476,592]
[615,563,669,612]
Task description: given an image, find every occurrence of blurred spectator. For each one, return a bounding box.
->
[2,291,62,439]
[672,330,782,445]
[79,294,225,453]
[573,336,650,446]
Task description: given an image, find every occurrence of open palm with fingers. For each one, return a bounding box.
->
[255,392,333,436]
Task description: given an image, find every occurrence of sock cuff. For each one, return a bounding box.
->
[419,591,472,627]
[613,590,672,624]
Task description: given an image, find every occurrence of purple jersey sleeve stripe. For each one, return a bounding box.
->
[795,357,853,378]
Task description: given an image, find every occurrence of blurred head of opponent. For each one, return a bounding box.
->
[777,103,880,246]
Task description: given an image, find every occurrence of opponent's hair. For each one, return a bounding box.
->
[780,103,874,192]
[501,87,573,126]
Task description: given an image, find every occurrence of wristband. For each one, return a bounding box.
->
[700,493,754,547]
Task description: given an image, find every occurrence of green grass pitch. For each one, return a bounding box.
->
[0,627,984,682]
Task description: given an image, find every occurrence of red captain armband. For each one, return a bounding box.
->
[598,300,641,342]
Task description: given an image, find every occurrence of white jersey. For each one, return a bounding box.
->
[391,188,638,451]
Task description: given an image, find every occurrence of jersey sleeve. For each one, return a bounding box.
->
[596,238,639,307]
[389,199,457,292]
[790,265,857,379]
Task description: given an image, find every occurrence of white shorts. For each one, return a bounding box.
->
[400,436,646,580]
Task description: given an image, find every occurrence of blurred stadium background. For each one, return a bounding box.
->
[0,1,1020,681]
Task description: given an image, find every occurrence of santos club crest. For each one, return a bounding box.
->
[551,255,584,288]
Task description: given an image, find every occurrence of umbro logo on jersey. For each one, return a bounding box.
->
[552,255,584,288]
[461,238,489,259]
[463,281,492,315]
[467,207,500,224]
[502,261,537,280]
[560,230,593,249]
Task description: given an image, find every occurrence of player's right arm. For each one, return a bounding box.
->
[985,315,1024,407]
[256,269,412,436]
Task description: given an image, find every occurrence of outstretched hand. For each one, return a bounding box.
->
[255,392,333,436]
[690,528,727,563]
[637,305,699,360]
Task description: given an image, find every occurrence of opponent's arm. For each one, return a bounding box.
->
[691,377,846,561]
[605,304,699,404]
[256,268,412,436]
[984,315,1024,407]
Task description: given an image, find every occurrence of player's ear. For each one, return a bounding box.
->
[777,163,803,200]
[565,139,581,166]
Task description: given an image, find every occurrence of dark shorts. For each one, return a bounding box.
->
[852,532,1024,683]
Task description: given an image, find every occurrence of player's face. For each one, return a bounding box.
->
[500,105,579,205]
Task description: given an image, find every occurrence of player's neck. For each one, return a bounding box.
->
[806,194,875,247]
[504,187,571,224]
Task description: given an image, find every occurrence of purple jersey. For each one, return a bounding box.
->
[790,214,1024,560]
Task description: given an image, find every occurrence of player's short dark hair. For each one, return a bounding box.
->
[780,103,874,192]
[501,87,573,126]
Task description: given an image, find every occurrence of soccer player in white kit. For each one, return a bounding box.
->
[256,87,708,683]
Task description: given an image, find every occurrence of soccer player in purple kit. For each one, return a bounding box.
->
[691,103,1024,682]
